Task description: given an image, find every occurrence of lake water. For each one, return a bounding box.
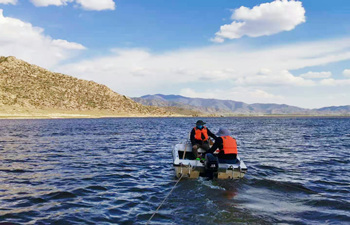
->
[0,117,349,224]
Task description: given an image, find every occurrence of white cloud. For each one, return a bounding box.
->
[300,71,332,79]
[343,69,350,78]
[76,0,115,11]
[320,78,350,86]
[30,0,72,7]
[29,0,115,10]
[0,9,85,68]
[56,37,350,108]
[236,70,315,87]
[180,87,284,104]
[212,0,305,42]
[52,39,86,50]
[0,0,17,5]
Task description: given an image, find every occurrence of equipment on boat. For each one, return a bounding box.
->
[172,141,247,179]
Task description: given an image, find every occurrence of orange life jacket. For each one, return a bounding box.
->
[221,136,238,154]
[194,126,209,141]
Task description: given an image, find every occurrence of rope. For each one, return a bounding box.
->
[147,173,184,224]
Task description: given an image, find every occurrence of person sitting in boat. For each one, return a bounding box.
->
[190,120,217,158]
[207,128,238,163]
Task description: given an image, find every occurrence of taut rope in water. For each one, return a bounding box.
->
[147,173,184,224]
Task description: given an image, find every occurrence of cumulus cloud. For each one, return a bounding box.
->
[76,0,115,11]
[0,9,85,68]
[180,87,284,104]
[343,69,350,77]
[51,39,86,50]
[320,78,350,86]
[0,0,17,5]
[56,37,350,107]
[212,0,306,42]
[30,0,72,7]
[236,70,315,87]
[29,0,115,10]
[300,71,332,79]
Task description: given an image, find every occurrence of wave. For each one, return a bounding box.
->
[43,191,77,200]
[0,169,30,173]
[246,178,317,194]
[303,198,350,211]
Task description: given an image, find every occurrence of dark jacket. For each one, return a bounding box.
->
[190,127,216,145]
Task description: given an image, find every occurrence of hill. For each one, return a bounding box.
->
[133,94,350,116]
[0,56,170,118]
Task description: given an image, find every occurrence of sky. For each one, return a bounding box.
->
[1,0,350,109]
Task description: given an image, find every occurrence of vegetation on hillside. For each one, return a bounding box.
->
[0,56,170,116]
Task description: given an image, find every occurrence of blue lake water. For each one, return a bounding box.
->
[0,117,349,224]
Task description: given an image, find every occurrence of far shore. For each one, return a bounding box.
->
[0,114,178,119]
[1,111,350,120]
[0,107,181,119]
[0,112,183,119]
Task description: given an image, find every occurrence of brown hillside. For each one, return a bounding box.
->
[0,56,169,117]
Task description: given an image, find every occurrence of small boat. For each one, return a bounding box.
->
[172,141,247,179]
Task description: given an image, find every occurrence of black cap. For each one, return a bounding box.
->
[196,120,206,125]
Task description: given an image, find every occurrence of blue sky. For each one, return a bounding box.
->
[1,0,350,108]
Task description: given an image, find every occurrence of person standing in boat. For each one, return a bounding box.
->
[190,120,217,158]
[207,128,238,163]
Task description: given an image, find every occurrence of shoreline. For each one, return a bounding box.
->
[1,112,350,120]
[0,113,182,119]
[0,108,177,119]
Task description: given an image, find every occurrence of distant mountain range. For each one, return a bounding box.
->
[132,94,350,116]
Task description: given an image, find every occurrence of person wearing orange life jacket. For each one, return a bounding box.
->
[190,120,217,158]
[207,128,238,163]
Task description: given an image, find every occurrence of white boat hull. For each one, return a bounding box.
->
[172,142,247,179]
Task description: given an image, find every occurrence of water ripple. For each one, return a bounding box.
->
[0,117,349,224]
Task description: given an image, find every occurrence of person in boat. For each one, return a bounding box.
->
[190,120,217,158]
[207,128,238,163]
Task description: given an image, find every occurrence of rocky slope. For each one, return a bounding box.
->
[0,56,169,117]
